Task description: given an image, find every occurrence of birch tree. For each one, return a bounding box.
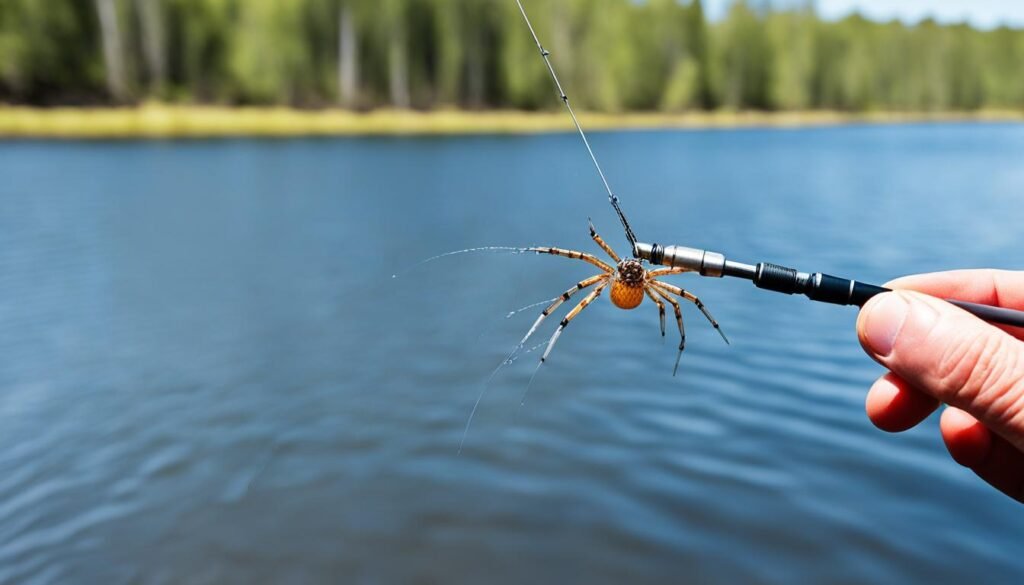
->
[338,0,360,108]
[382,0,410,108]
[135,0,167,93]
[94,0,129,101]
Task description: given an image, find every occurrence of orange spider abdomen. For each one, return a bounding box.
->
[610,281,644,310]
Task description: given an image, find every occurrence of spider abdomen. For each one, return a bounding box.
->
[611,258,646,309]
[610,280,644,309]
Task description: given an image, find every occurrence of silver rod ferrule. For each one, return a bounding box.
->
[635,242,726,277]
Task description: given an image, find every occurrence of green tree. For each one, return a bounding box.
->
[983,27,1024,108]
[686,0,714,109]
[227,1,313,104]
[166,0,232,102]
[431,0,463,106]
[715,1,774,109]
[0,0,101,103]
[766,5,816,110]
[499,0,554,109]
[1,0,1023,112]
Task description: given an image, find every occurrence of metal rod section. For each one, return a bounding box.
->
[723,260,757,280]
[514,0,639,256]
[635,241,1024,328]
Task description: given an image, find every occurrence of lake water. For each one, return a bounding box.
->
[1,124,1022,584]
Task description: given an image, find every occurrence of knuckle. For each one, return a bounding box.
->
[933,331,1004,404]
[935,331,1024,424]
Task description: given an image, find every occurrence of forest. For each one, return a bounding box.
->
[2,0,1023,112]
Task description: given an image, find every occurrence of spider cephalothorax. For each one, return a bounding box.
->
[617,259,645,284]
[516,221,729,376]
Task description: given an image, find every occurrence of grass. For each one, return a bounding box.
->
[0,103,1022,139]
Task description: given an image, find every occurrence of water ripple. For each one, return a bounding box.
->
[0,127,1022,583]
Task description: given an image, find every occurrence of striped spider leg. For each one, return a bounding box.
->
[643,287,667,337]
[501,273,610,365]
[539,281,609,363]
[462,223,732,451]
[508,224,729,373]
[462,234,617,450]
[523,222,622,364]
[649,280,729,345]
[653,286,687,375]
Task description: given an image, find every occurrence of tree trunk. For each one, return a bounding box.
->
[135,0,166,93]
[95,0,129,101]
[338,2,359,108]
[388,13,411,109]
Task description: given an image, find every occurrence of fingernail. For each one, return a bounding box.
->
[861,293,909,357]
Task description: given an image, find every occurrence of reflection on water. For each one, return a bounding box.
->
[0,124,1023,584]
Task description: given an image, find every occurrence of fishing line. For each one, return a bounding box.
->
[476,296,559,342]
[391,246,533,279]
[514,0,640,256]
[460,340,550,453]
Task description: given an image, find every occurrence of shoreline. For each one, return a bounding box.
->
[1,105,1022,139]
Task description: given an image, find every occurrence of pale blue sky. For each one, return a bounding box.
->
[705,1,1024,28]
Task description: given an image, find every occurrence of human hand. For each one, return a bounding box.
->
[856,270,1024,503]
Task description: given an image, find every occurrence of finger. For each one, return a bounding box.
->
[939,407,991,467]
[886,270,1024,338]
[857,290,1024,453]
[941,407,1024,503]
[865,372,938,432]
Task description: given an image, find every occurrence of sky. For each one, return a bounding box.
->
[705,0,1024,29]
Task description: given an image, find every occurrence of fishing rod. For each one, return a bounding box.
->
[634,242,1024,327]
[514,0,640,256]
[515,0,1024,329]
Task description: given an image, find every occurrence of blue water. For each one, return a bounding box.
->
[0,124,1022,584]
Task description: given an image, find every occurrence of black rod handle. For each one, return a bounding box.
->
[753,263,1024,328]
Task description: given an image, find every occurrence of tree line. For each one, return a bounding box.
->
[1,0,1023,112]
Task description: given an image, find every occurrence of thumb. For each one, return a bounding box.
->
[858,290,1024,451]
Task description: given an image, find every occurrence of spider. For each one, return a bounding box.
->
[516,221,729,375]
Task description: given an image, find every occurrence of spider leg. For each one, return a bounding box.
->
[509,273,609,358]
[651,281,729,345]
[528,246,615,273]
[464,274,606,452]
[652,285,687,376]
[539,282,609,363]
[647,266,692,278]
[588,219,620,263]
[643,286,666,337]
